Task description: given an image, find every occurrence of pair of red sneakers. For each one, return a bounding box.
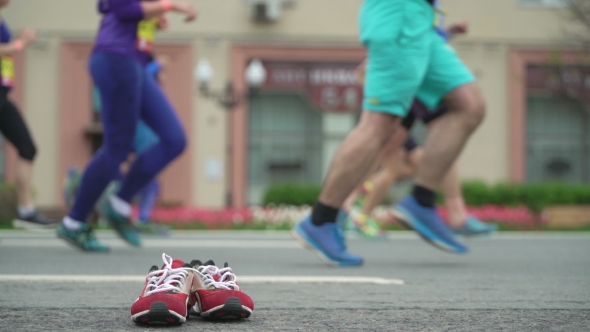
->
[131,253,254,325]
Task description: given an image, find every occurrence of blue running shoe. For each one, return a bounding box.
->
[452,216,497,237]
[394,196,468,254]
[291,216,363,267]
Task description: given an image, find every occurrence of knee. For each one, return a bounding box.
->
[162,131,186,158]
[18,142,37,161]
[465,92,486,130]
[447,84,487,131]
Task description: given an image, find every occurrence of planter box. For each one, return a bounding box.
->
[544,205,590,228]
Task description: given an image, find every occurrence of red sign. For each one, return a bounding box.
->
[263,63,363,112]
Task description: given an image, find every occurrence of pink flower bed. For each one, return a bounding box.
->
[437,205,547,227]
[132,207,252,227]
[134,204,546,228]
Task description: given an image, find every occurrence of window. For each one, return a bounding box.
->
[525,65,590,183]
[526,96,590,183]
[248,93,323,205]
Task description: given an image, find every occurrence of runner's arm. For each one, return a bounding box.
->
[0,28,36,56]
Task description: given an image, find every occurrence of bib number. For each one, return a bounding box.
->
[434,8,446,28]
[136,18,158,53]
[1,56,15,88]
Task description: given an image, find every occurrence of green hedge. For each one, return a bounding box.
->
[0,182,17,222]
[262,183,321,206]
[452,181,590,213]
[264,181,590,212]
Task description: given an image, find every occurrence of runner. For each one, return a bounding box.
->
[56,0,196,251]
[0,0,58,229]
[292,0,487,266]
[64,53,171,236]
[342,20,497,239]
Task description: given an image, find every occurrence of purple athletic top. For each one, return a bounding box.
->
[93,0,151,64]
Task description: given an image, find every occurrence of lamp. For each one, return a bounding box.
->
[195,58,267,109]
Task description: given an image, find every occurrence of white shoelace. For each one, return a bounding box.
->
[197,265,240,291]
[144,253,198,296]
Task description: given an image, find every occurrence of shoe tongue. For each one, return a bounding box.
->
[148,265,159,273]
[162,259,185,270]
[204,260,215,266]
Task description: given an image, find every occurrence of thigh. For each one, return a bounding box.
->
[138,74,185,144]
[416,34,476,109]
[90,53,143,147]
[361,0,435,116]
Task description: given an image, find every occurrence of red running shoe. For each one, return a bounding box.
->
[131,253,196,325]
[189,260,254,319]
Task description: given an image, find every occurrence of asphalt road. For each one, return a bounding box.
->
[1,230,589,331]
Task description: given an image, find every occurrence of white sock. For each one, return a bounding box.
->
[18,205,36,218]
[63,216,83,230]
[109,195,131,217]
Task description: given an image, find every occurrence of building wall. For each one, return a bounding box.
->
[2,0,578,208]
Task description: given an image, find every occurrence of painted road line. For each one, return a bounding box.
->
[0,274,404,285]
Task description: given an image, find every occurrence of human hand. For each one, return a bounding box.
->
[157,15,169,30]
[18,28,37,45]
[447,21,468,37]
[173,2,197,22]
[356,58,367,84]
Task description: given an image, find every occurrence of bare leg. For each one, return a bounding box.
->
[361,150,404,215]
[440,161,468,228]
[15,158,34,208]
[414,83,486,191]
[318,111,401,207]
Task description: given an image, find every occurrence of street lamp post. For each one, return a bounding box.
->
[194,58,267,206]
[194,58,267,110]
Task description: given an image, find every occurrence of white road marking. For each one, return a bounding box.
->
[0,274,404,285]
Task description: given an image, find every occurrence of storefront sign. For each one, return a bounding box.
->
[263,63,363,112]
[527,65,590,102]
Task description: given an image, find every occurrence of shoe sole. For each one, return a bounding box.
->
[394,206,465,254]
[390,209,414,230]
[132,301,186,325]
[199,297,252,320]
[291,227,340,267]
[12,219,56,230]
[291,226,361,267]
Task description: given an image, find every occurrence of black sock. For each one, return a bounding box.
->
[311,202,339,226]
[412,184,436,208]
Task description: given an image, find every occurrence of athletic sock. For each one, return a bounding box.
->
[109,195,132,218]
[412,184,436,208]
[18,205,36,218]
[311,202,339,226]
[63,216,84,230]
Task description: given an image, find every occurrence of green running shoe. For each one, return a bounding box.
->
[350,213,386,240]
[56,222,110,252]
[452,216,498,237]
[135,221,170,237]
[99,198,141,247]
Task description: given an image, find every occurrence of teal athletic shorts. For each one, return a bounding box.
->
[359,0,475,116]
